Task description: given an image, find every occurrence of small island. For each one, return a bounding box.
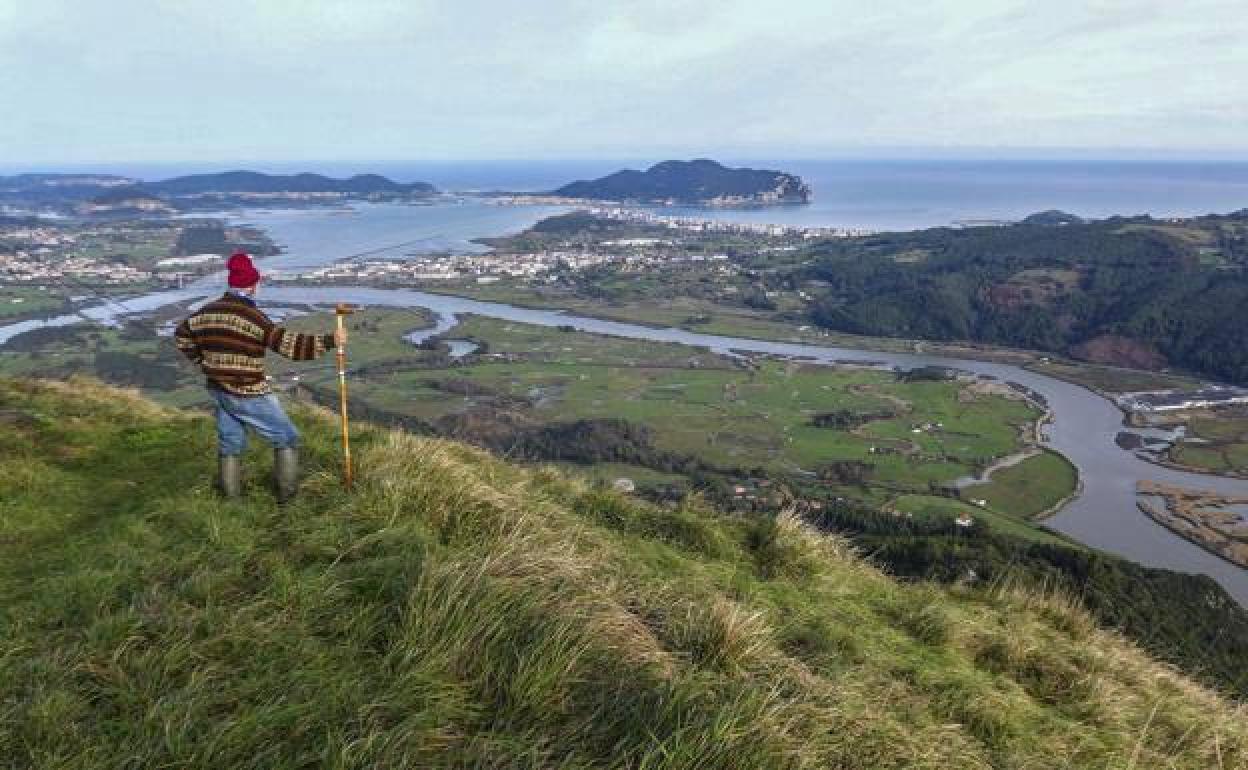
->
[552,159,811,206]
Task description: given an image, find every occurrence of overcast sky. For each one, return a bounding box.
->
[2,0,1245,165]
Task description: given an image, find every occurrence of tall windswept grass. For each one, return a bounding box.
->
[1,376,1246,769]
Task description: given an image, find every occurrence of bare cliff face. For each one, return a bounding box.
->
[705,172,812,206]
[1070,334,1168,370]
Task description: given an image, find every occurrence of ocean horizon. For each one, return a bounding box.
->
[6,158,1248,231]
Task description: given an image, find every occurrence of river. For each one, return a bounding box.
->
[7,284,1248,601]
[4,202,1248,603]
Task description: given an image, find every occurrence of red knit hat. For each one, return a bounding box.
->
[226,251,261,288]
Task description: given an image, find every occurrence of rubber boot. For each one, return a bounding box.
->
[218,455,242,499]
[274,447,300,505]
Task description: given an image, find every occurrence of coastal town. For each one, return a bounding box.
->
[271,245,742,286]
[484,199,875,238]
[584,206,875,238]
[0,200,863,296]
[0,223,154,286]
[0,218,272,292]
[0,181,876,300]
[260,207,846,285]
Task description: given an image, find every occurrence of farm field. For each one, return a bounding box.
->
[0,286,68,318]
[278,310,1065,539]
[890,493,1073,546]
[961,449,1080,519]
[0,305,1072,543]
[1025,359,1201,394]
[1166,411,1248,475]
[313,314,1037,481]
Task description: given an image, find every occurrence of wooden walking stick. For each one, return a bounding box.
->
[334,303,357,489]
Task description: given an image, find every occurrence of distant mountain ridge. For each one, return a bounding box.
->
[143,170,436,196]
[87,186,166,204]
[0,171,437,213]
[553,159,812,205]
[0,173,136,190]
[77,185,176,215]
[0,173,141,206]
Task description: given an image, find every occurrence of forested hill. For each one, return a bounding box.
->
[4,376,1247,767]
[554,159,812,204]
[799,211,1248,383]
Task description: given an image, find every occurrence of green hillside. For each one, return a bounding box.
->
[2,377,1246,768]
[801,213,1248,384]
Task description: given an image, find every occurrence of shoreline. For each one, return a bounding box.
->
[1143,453,1248,480]
[1035,450,1084,522]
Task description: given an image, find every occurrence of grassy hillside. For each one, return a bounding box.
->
[2,377,1246,769]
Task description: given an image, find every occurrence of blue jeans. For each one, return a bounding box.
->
[210,390,299,456]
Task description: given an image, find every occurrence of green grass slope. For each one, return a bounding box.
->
[2,377,1246,769]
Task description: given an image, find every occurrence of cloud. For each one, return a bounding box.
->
[0,0,1245,163]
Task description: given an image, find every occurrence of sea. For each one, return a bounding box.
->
[27,158,1248,233]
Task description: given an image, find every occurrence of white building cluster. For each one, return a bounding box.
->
[588,207,874,238]
[1116,386,1248,414]
[3,226,76,248]
[154,254,222,268]
[275,246,738,285]
[0,251,151,285]
[0,224,158,285]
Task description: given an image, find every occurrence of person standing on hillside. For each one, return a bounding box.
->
[174,252,345,502]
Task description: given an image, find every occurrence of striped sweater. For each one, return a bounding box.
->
[174,292,335,396]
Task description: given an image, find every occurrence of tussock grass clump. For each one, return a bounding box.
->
[658,597,772,672]
[889,589,954,646]
[778,611,862,668]
[571,488,735,560]
[745,510,853,581]
[2,377,1247,769]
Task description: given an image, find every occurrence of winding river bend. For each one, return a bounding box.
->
[5,201,1248,603]
[6,283,1248,603]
